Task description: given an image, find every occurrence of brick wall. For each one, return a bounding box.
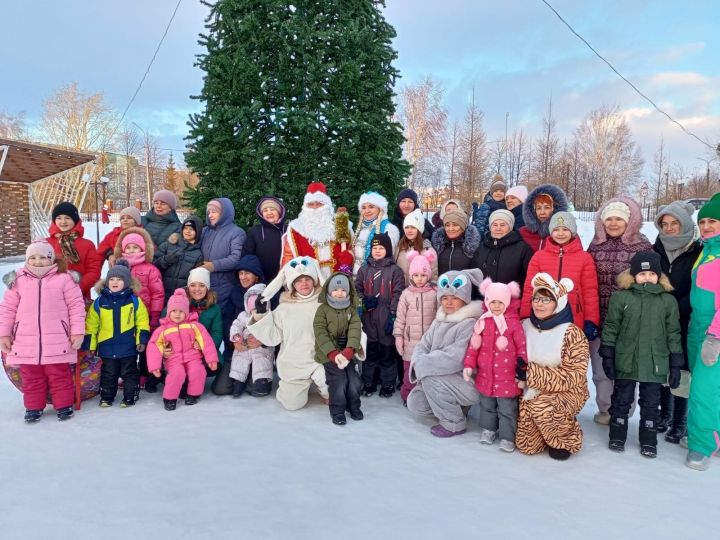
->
[0,181,31,258]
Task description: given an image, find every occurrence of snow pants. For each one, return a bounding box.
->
[590,337,636,416]
[276,363,328,411]
[609,379,660,423]
[164,359,207,400]
[477,393,518,443]
[516,392,585,455]
[362,341,396,389]
[100,356,139,403]
[20,363,74,411]
[230,348,274,384]
[688,360,720,457]
[324,360,362,417]
[407,373,480,432]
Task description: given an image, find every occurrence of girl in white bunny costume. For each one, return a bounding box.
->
[249,256,329,410]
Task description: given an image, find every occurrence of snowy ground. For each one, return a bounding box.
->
[1,219,717,540]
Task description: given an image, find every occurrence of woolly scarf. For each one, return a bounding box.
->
[361,217,390,262]
[123,251,145,267]
[659,228,698,263]
[55,231,80,264]
[470,311,509,350]
[327,294,351,310]
[24,263,56,278]
[529,303,574,331]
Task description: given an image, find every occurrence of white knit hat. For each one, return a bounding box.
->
[187,267,211,289]
[601,201,631,223]
[489,209,515,229]
[358,191,388,213]
[505,185,528,203]
[403,208,425,234]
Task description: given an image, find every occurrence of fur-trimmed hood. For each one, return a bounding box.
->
[522,184,570,235]
[434,299,483,323]
[94,276,143,295]
[591,196,646,246]
[2,263,76,289]
[431,223,481,258]
[616,269,673,292]
[113,226,155,262]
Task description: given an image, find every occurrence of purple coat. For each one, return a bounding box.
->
[587,196,652,324]
[0,266,86,365]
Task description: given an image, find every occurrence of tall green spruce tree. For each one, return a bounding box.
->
[185,0,410,227]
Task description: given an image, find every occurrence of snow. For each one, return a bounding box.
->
[0,221,716,540]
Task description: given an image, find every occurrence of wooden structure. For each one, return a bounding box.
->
[0,138,95,258]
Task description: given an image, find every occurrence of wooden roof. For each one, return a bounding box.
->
[0,137,96,184]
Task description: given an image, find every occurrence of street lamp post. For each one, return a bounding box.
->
[639,181,649,221]
[83,174,110,245]
[697,157,717,195]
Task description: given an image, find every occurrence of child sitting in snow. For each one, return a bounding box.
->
[393,250,438,404]
[84,259,150,407]
[600,251,682,458]
[229,284,275,398]
[147,289,219,411]
[463,279,527,453]
[313,272,364,425]
[0,241,85,422]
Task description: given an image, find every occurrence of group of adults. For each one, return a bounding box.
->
[40,178,720,466]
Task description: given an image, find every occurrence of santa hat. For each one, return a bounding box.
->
[471,279,520,351]
[358,191,389,213]
[530,272,575,314]
[303,181,333,208]
[260,256,325,304]
[167,288,190,315]
[244,283,267,314]
[407,249,436,282]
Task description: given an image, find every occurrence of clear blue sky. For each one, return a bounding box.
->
[2,0,718,175]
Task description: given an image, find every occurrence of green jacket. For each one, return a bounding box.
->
[601,270,682,383]
[313,273,362,364]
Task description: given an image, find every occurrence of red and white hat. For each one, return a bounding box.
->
[358,191,388,213]
[303,181,333,208]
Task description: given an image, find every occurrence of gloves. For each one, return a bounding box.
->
[70,335,84,350]
[700,334,720,367]
[599,344,616,379]
[515,357,527,381]
[363,296,378,311]
[384,315,396,336]
[255,295,268,314]
[462,367,474,382]
[0,336,12,354]
[668,352,684,389]
[150,315,160,328]
[335,355,350,369]
[340,347,354,360]
[583,321,599,342]
[395,337,404,356]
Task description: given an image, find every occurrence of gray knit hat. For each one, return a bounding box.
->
[549,212,578,236]
[105,259,132,289]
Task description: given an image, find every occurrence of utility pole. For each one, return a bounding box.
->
[664,171,669,204]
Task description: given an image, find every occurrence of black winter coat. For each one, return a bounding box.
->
[472,230,533,292]
[653,236,703,367]
[243,218,287,284]
[431,225,481,276]
[153,237,203,301]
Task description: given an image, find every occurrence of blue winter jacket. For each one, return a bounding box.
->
[200,198,246,305]
[472,194,506,239]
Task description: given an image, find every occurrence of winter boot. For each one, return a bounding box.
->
[332,413,347,425]
[362,384,376,397]
[24,409,43,423]
[145,381,158,394]
[185,395,200,406]
[686,450,710,471]
[252,378,272,397]
[639,418,658,458]
[430,424,466,438]
[608,416,628,452]
[657,386,673,433]
[120,398,135,408]
[479,429,497,445]
[232,381,246,398]
[379,385,395,398]
[164,399,177,411]
[99,399,113,408]
[56,406,74,421]
[349,409,364,421]
[665,396,687,444]
[548,447,571,461]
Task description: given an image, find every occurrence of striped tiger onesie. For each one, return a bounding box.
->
[517,321,590,455]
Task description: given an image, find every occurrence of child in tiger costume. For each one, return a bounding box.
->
[517,273,590,460]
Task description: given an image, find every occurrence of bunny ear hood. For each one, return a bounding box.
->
[436,269,484,305]
[261,256,325,302]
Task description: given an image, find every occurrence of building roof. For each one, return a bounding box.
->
[0,137,96,184]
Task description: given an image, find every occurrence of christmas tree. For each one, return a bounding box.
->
[184,0,409,227]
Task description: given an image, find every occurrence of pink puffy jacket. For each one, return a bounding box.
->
[146,312,219,373]
[0,266,86,365]
[392,284,438,363]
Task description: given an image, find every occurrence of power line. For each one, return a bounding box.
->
[101,0,183,151]
[540,0,714,151]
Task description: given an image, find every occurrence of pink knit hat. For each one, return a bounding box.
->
[153,189,177,210]
[121,233,146,251]
[470,278,521,351]
[25,240,55,263]
[407,249,437,281]
[505,185,528,203]
[167,288,190,315]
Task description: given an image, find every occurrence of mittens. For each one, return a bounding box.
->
[363,296,378,311]
[515,357,527,381]
[384,315,396,336]
[395,337,404,356]
[583,321,599,342]
[255,295,268,314]
[335,355,350,369]
[599,344,616,380]
[700,335,720,367]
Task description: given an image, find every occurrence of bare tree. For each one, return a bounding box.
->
[505,128,530,187]
[455,92,488,209]
[532,97,561,184]
[651,136,667,207]
[0,111,26,139]
[118,126,141,207]
[40,82,117,150]
[397,76,448,200]
[446,121,460,202]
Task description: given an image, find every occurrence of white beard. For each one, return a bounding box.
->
[292,204,336,245]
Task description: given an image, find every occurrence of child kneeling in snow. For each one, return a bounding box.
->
[147,289,218,410]
[0,241,85,422]
[463,279,526,453]
[229,284,275,398]
[314,272,365,425]
[406,269,484,437]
